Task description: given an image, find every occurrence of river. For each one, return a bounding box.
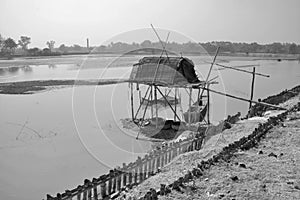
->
[0,54,299,200]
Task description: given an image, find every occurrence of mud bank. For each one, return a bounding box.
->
[0,79,127,94]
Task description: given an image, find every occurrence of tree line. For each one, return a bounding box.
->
[0,34,299,59]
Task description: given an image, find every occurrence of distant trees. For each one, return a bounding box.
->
[2,38,18,57]
[18,36,31,51]
[58,44,67,53]
[289,43,297,54]
[46,40,55,52]
[28,47,40,56]
[0,34,4,50]
[0,32,300,58]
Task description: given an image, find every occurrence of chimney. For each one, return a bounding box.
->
[87,38,89,49]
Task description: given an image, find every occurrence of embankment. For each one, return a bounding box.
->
[119,85,300,199]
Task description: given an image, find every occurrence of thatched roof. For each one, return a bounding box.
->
[129,57,202,87]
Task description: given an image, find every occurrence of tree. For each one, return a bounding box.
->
[46,40,55,52]
[0,34,4,51]
[2,38,18,56]
[58,44,67,52]
[28,47,41,56]
[141,40,152,48]
[289,43,297,54]
[18,36,31,50]
[42,48,51,55]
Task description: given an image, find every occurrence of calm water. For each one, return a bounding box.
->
[0,55,299,200]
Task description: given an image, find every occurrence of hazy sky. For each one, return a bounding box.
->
[1,0,299,48]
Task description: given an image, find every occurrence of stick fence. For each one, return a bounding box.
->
[46,135,204,200]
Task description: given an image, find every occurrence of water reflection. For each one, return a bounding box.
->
[0,65,34,80]
[21,65,33,72]
[48,64,56,69]
[8,66,20,73]
[0,68,6,76]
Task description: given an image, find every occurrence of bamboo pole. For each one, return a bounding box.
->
[136,90,152,139]
[188,87,192,129]
[249,67,256,109]
[174,88,177,121]
[134,86,150,119]
[151,24,170,61]
[199,47,220,99]
[141,91,152,123]
[215,63,269,77]
[200,87,286,110]
[137,84,142,104]
[130,83,134,121]
[150,86,153,118]
[155,86,158,128]
[207,85,210,124]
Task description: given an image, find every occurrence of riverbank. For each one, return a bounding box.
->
[117,86,300,199]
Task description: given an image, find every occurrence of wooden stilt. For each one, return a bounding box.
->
[154,86,158,128]
[134,86,150,119]
[130,83,134,121]
[197,88,201,105]
[151,86,153,118]
[207,85,210,124]
[139,90,142,105]
[141,91,152,124]
[164,88,167,107]
[249,67,256,110]
[188,87,192,129]
[174,88,177,121]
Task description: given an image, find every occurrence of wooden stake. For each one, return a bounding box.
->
[188,87,192,129]
[141,91,152,124]
[249,67,256,109]
[207,85,210,124]
[134,86,151,119]
[174,88,177,121]
[131,83,134,121]
[150,86,153,118]
[154,86,158,128]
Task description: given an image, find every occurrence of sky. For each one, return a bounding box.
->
[0,0,300,48]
